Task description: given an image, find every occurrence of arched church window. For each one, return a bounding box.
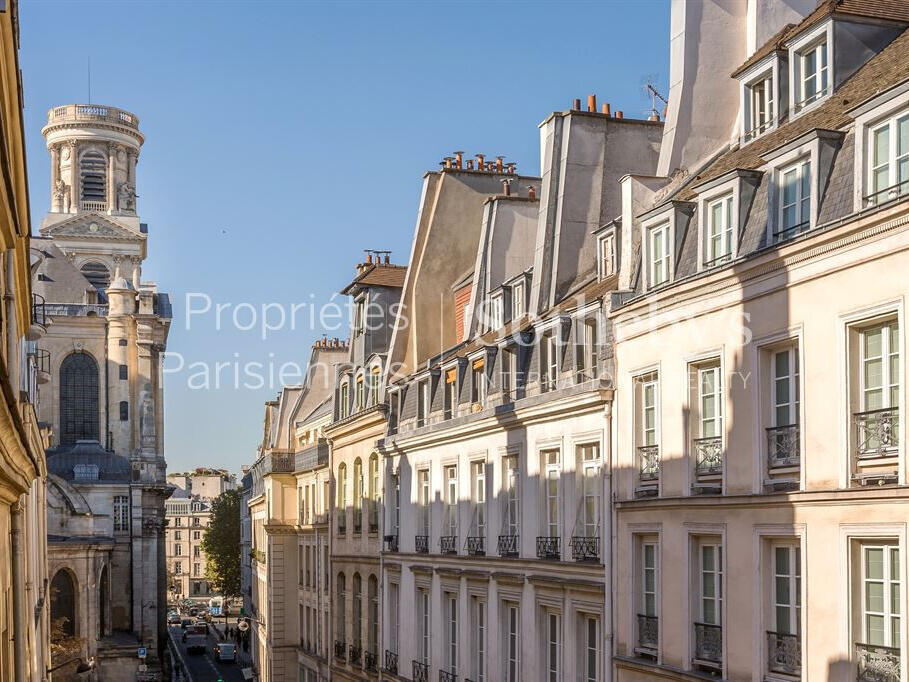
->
[60,353,99,445]
[80,150,107,204]
[119,400,129,421]
[50,569,77,637]
[80,261,110,291]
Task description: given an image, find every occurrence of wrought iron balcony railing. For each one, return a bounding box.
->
[415,535,429,554]
[440,670,457,682]
[856,643,900,682]
[384,649,399,675]
[349,645,362,665]
[384,534,399,552]
[536,536,560,560]
[413,660,429,682]
[767,424,800,468]
[334,640,347,660]
[31,293,47,329]
[864,178,909,207]
[570,536,599,562]
[693,622,722,665]
[498,534,519,557]
[440,535,458,555]
[767,631,801,677]
[639,445,660,481]
[364,650,377,672]
[466,536,485,556]
[694,437,724,475]
[854,408,899,458]
[637,614,658,651]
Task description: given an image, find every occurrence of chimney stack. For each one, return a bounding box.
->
[466,159,474,170]
[496,156,504,172]
[527,185,536,200]
[476,153,485,170]
[572,98,581,111]
[443,156,453,169]
[454,151,464,169]
[384,253,390,265]
[615,111,624,119]
[587,94,597,112]
[502,179,512,196]
[601,102,611,116]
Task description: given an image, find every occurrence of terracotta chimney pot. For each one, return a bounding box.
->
[573,98,581,111]
[587,94,596,112]
[615,111,624,119]
[454,151,464,169]
[602,103,611,116]
[528,185,536,200]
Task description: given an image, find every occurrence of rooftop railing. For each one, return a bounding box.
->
[47,104,140,129]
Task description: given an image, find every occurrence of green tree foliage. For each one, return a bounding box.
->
[201,489,241,598]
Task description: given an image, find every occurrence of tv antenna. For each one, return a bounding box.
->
[87,56,92,104]
[645,81,668,121]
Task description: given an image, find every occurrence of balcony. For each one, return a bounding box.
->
[384,650,399,675]
[365,650,377,672]
[261,452,295,474]
[570,536,599,562]
[639,445,660,481]
[856,643,900,682]
[440,535,458,555]
[854,408,899,458]
[498,534,519,558]
[413,660,429,682]
[693,622,722,668]
[536,536,560,560]
[637,614,658,653]
[349,645,362,665]
[294,439,329,472]
[80,200,108,212]
[767,424,800,469]
[466,536,485,556]
[30,293,47,337]
[767,631,801,677]
[334,640,346,661]
[694,437,723,475]
[47,104,140,129]
[384,534,399,552]
[415,535,429,554]
[31,349,51,384]
[864,178,909,208]
[440,671,457,682]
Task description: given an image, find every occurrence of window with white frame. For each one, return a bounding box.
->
[472,597,487,682]
[471,360,487,407]
[501,346,517,401]
[388,582,399,655]
[576,318,599,381]
[699,542,723,628]
[648,222,670,287]
[795,37,828,111]
[471,461,486,541]
[771,544,801,637]
[444,465,458,537]
[503,455,519,538]
[768,347,800,468]
[545,610,562,682]
[699,365,724,440]
[417,379,429,427]
[860,543,901,649]
[598,231,616,279]
[704,194,734,265]
[446,592,458,674]
[355,376,364,410]
[540,331,558,391]
[512,281,526,318]
[542,449,561,539]
[113,495,129,532]
[504,602,520,682]
[488,294,504,331]
[867,111,909,205]
[640,374,659,449]
[418,469,430,536]
[856,321,900,457]
[746,72,774,140]
[368,367,380,406]
[444,368,457,419]
[339,381,350,419]
[777,159,812,239]
[580,615,599,682]
[418,588,430,665]
[641,541,659,644]
[577,444,599,539]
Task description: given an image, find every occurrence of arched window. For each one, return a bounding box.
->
[60,353,99,445]
[368,575,378,656]
[368,454,379,532]
[80,262,110,291]
[119,401,129,421]
[353,457,363,512]
[353,573,362,649]
[50,569,76,637]
[98,565,109,637]
[80,150,107,204]
[337,463,348,535]
[336,573,346,644]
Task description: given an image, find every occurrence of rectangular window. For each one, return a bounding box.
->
[642,542,658,618]
[472,598,487,682]
[339,383,349,419]
[869,113,909,205]
[799,40,828,109]
[599,232,616,279]
[471,461,486,540]
[642,375,658,447]
[772,348,800,428]
[862,322,900,413]
[113,495,129,532]
[699,366,723,439]
[541,332,558,392]
[512,282,526,318]
[175,530,181,541]
[356,377,364,411]
[446,593,458,674]
[862,544,901,647]
[368,368,380,406]
[778,159,811,239]
[704,194,733,265]
[501,348,516,401]
[417,380,429,427]
[700,543,723,626]
[119,364,128,380]
[578,444,599,538]
[581,616,599,682]
[576,318,599,381]
[444,368,457,419]
[388,582,399,654]
[418,589,430,665]
[504,602,520,682]
[772,545,801,636]
[504,455,519,536]
[418,469,431,536]
[748,75,774,139]
[444,465,458,536]
[546,611,561,682]
[649,223,670,287]
[543,449,561,538]
[471,360,487,407]
[489,295,503,331]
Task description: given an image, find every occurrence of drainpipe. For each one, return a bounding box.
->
[604,400,614,682]
[11,499,28,682]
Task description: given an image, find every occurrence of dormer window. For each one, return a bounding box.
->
[790,23,831,115]
[511,281,525,318]
[647,223,671,288]
[339,380,350,419]
[488,293,504,331]
[777,159,811,240]
[867,112,909,207]
[744,71,775,142]
[704,194,733,266]
[598,230,616,280]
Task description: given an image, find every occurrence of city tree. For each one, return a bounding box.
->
[201,489,242,599]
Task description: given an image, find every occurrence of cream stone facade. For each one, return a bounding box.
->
[33,98,173,680]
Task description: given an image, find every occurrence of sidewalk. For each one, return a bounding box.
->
[208,620,253,668]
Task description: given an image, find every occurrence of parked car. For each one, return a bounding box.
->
[213,642,236,662]
[167,612,181,625]
[184,624,208,654]
[180,618,193,629]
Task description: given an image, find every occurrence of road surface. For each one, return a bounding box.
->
[169,624,249,682]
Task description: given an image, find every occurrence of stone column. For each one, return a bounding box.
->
[68,140,79,211]
[50,145,60,211]
[107,143,118,213]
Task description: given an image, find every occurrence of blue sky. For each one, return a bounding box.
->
[19,0,669,475]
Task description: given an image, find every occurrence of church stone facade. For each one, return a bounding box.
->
[33,103,173,680]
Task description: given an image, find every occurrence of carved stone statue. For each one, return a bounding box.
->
[53,179,70,212]
[140,388,155,441]
[118,182,136,212]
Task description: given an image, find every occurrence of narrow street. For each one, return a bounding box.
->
[168,624,250,682]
